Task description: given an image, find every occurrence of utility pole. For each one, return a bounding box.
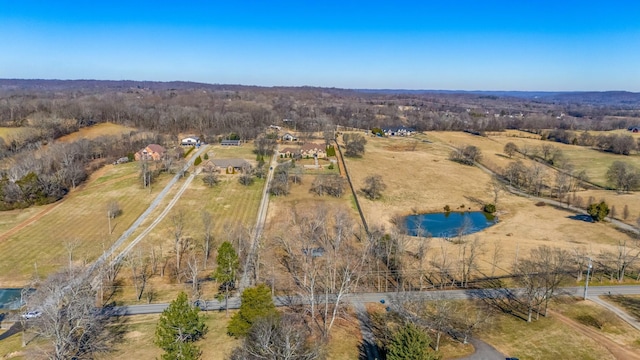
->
[583,257,593,300]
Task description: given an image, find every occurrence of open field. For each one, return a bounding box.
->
[579,189,640,225]
[0,207,44,235]
[0,162,173,286]
[56,122,137,142]
[0,311,241,360]
[207,143,258,160]
[106,145,264,303]
[554,297,640,351]
[112,174,265,304]
[341,134,637,279]
[431,130,640,188]
[0,127,36,141]
[479,307,618,360]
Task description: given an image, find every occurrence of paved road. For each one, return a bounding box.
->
[117,285,640,315]
[98,285,640,360]
[588,295,640,331]
[351,301,381,360]
[457,338,506,360]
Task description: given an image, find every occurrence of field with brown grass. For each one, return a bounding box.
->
[479,308,617,360]
[56,122,137,142]
[0,162,174,287]
[554,297,640,351]
[341,133,637,279]
[0,127,36,141]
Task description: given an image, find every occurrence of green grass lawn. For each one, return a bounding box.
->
[0,162,173,286]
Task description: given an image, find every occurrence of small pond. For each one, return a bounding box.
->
[405,211,497,238]
[0,288,23,310]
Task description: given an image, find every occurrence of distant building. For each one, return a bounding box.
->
[221,139,241,146]
[134,144,165,161]
[181,135,201,146]
[204,158,250,173]
[281,132,298,142]
[383,126,415,137]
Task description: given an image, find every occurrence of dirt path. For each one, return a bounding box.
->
[0,201,64,243]
[549,310,640,360]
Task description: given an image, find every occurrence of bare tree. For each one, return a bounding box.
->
[489,175,505,206]
[490,240,503,277]
[201,210,214,269]
[64,239,81,268]
[459,236,483,288]
[125,249,151,301]
[503,142,518,158]
[186,251,202,298]
[279,205,367,338]
[361,174,387,200]
[23,267,122,359]
[172,211,186,270]
[230,314,320,360]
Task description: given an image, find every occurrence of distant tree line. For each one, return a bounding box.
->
[0,132,158,210]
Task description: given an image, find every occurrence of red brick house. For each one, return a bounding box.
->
[135,144,166,161]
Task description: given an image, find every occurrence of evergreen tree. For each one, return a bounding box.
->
[155,292,207,360]
[214,241,239,315]
[387,323,439,360]
[228,284,278,337]
[587,201,609,222]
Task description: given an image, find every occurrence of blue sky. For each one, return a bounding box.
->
[1,1,639,91]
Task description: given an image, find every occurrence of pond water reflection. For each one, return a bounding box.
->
[405,211,497,238]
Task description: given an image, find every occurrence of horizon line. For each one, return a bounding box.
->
[0,78,638,94]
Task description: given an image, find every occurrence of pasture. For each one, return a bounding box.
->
[341,134,637,279]
[56,122,137,142]
[0,162,173,286]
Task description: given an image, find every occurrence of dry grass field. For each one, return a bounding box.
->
[430,130,640,188]
[554,298,640,351]
[106,145,264,303]
[0,311,241,360]
[0,162,173,286]
[342,134,637,278]
[0,127,36,141]
[56,122,136,142]
[479,310,616,360]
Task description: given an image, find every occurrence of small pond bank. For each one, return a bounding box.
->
[405,211,497,238]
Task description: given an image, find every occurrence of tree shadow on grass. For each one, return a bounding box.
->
[608,295,640,321]
[465,279,528,322]
[0,321,21,341]
[567,214,593,223]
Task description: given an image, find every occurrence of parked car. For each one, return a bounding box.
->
[21,311,42,319]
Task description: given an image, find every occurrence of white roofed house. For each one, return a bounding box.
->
[181,135,201,146]
[282,132,298,142]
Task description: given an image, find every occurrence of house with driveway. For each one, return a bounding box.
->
[280,143,327,159]
[203,158,250,174]
[181,135,201,146]
[134,144,165,161]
